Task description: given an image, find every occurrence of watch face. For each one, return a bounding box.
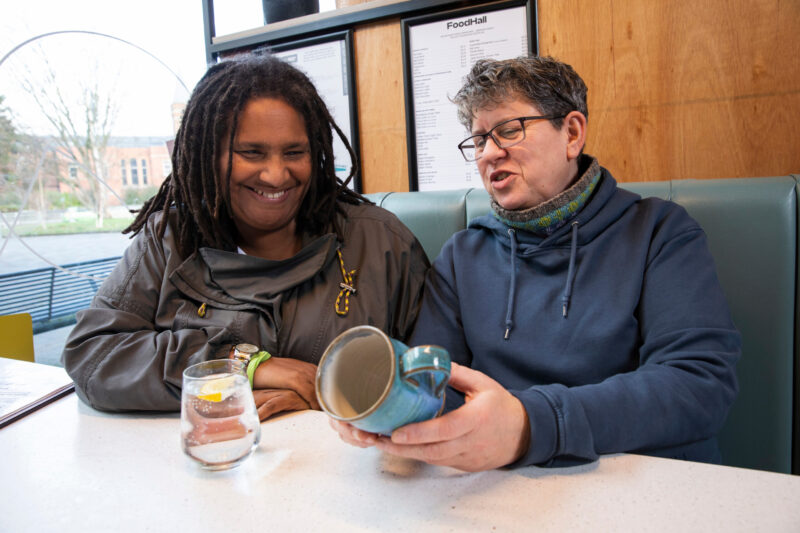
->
[235,343,259,355]
[231,343,260,364]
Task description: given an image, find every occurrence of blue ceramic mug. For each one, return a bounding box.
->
[315,325,451,435]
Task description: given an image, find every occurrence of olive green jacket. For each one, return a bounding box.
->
[63,202,429,412]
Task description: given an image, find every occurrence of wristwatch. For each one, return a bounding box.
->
[229,343,260,365]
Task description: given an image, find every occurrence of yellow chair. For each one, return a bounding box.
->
[0,313,35,362]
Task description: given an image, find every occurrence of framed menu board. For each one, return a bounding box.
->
[253,30,361,192]
[402,0,537,191]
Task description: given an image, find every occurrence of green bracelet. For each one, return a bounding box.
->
[247,350,272,388]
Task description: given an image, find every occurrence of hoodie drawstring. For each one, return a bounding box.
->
[504,228,518,340]
[562,221,580,318]
[504,221,579,338]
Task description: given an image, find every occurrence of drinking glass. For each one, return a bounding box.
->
[181,359,261,470]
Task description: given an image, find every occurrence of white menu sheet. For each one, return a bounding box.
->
[408,5,529,191]
[0,358,74,429]
[274,39,357,188]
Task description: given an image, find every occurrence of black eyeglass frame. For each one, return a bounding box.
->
[457,114,567,161]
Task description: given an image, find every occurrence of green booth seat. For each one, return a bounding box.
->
[367,189,470,263]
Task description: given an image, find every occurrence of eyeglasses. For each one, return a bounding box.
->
[457,115,566,161]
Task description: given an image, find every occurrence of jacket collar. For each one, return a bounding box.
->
[169,233,339,308]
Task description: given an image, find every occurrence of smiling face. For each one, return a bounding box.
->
[473,97,586,211]
[218,97,313,255]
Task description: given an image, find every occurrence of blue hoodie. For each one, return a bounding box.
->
[409,168,741,467]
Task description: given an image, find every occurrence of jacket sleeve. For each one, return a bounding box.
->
[61,221,235,413]
[512,226,741,466]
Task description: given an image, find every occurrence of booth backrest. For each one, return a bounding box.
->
[367,175,800,475]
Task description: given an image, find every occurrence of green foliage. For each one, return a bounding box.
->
[1,95,22,210]
[124,185,158,206]
[0,189,84,212]
[0,188,22,212]
[0,216,133,237]
[0,95,18,175]
[46,190,82,209]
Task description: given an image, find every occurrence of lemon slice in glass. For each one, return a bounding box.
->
[197,375,237,402]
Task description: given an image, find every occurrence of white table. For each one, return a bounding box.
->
[1,384,799,532]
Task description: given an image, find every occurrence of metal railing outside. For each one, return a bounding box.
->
[0,256,121,333]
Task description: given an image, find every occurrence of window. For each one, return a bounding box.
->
[130,158,139,186]
[0,9,206,347]
[141,159,148,185]
[162,159,172,178]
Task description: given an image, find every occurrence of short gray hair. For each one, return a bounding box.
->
[452,56,588,130]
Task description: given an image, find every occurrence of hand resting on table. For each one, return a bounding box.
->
[252,356,321,420]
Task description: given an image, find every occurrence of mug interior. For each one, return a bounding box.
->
[317,327,393,419]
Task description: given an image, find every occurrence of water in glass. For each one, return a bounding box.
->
[181,360,260,470]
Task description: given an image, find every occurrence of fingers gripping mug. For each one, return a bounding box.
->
[315,325,451,435]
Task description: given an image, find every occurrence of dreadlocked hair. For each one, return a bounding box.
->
[124,53,367,258]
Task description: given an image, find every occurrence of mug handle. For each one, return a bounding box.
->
[400,345,451,399]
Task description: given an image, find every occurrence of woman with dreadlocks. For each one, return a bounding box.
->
[62,54,429,420]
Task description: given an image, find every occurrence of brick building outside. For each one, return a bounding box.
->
[104,136,172,204]
[56,97,186,210]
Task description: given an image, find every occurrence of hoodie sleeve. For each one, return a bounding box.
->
[409,238,473,366]
[61,220,234,413]
[409,238,472,411]
[511,223,741,467]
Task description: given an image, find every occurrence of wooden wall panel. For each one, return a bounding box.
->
[536,0,615,108]
[352,20,408,194]
[591,92,800,180]
[538,0,800,182]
